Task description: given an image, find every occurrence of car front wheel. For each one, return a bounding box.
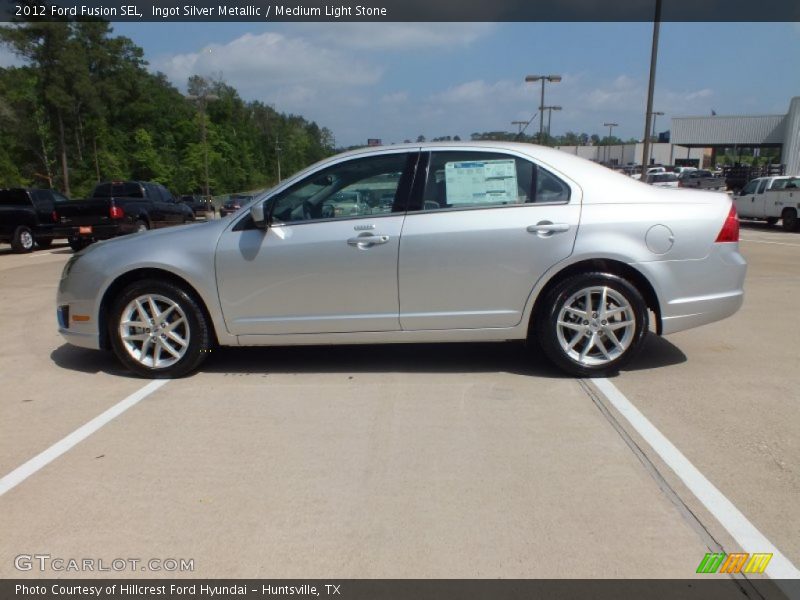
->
[535,273,648,377]
[109,279,211,378]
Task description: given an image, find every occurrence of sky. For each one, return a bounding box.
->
[3,21,800,146]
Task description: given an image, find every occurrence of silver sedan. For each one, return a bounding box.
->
[57,142,746,378]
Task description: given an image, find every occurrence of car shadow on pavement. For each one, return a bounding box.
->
[50,344,135,377]
[622,334,687,373]
[51,335,685,380]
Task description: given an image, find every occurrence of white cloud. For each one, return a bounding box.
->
[380,91,409,104]
[153,31,382,92]
[297,23,495,51]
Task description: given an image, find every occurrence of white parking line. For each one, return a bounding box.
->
[591,377,800,580]
[0,380,169,497]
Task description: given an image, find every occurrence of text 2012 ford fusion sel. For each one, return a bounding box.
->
[57,142,746,378]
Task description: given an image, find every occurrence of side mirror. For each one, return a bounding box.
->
[251,201,268,229]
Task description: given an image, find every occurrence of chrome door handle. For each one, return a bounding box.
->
[527,222,570,234]
[347,234,389,247]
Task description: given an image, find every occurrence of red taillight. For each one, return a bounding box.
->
[715,203,739,243]
[51,210,58,222]
[109,205,124,219]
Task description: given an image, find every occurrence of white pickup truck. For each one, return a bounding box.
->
[734,175,800,232]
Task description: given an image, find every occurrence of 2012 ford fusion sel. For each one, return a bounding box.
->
[57,142,746,378]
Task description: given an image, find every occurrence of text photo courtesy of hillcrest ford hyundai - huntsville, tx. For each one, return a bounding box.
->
[1,2,800,599]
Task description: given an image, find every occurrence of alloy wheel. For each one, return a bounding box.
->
[119,294,190,369]
[555,285,636,366]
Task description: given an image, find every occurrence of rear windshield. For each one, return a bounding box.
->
[0,189,31,206]
[94,182,144,198]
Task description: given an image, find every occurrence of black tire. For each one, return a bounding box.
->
[11,225,35,253]
[68,237,89,252]
[134,219,149,233]
[534,272,648,377]
[765,217,779,226]
[781,209,799,232]
[109,279,211,378]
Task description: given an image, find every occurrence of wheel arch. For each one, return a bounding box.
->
[98,267,218,350]
[528,258,663,336]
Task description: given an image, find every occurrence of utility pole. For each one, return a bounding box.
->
[649,111,664,165]
[275,138,282,183]
[603,122,618,164]
[525,74,562,143]
[642,0,662,168]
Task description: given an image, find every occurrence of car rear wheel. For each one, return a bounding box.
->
[109,279,211,378]
[11,226,35,253]
[135,219,149,233]
[781,209,799,232]
[535,273,648,377]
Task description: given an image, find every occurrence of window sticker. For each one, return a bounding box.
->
[444,159,518,205]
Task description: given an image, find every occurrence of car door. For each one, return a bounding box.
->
[734,179,760,218]
[752,178,770,217]
[157,185,182,223]
[398,149,580,331]
[215,150,417,335]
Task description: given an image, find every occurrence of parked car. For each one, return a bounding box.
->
[219,194,253,217]
[645,173,680,188]
[673,166,698,177]
[179,195,214,218]
[0,188,69,252]
[678,169,725,190]
[57,142,745,379]
[734,175,800,231]
[631,166,665,181]
[55,181,195,251]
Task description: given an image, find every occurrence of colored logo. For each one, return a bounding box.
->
[696,552,773,574]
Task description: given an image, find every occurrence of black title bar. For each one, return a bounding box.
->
[2,0,800,22]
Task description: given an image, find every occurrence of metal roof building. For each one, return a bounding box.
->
[671,97,800,175]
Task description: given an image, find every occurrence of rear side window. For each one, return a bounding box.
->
[0,189,31,207]
[31,190,56,210]
[413,151,569,211]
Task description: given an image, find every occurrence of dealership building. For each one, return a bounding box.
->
[556,97,800,173]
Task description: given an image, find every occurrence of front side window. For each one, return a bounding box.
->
[740,180,759,195]
[415,151,569,212]
[270,153,411,224]
[756,179,769,194]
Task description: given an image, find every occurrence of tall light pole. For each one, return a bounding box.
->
[603,122,618,164]
[642,0,662,168]
[542,105,562,138]
[649,111,664,165]
[187,90,219,198]
[525,74,562,143]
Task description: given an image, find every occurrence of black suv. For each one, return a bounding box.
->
[0,188,69,252]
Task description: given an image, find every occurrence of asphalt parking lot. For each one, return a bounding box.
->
[0,224,798,583]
